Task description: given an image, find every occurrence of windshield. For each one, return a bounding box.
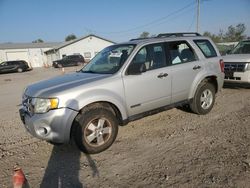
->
[81,44,135,74]
[231,41,250,54]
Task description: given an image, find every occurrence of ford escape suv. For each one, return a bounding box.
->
[223,40,250,83]
[19,33,225,154]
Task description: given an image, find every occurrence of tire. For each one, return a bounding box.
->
[17,68,23,73]
[190,81,215,115]
[73,105,118,154]
[57,64,63,68]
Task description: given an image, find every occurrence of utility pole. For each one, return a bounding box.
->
[196,0,200,33]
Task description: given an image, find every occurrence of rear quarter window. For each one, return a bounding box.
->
[194,40,217,58]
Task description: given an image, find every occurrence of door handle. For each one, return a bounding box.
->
[157,73,168,78]
[193,65,201,70]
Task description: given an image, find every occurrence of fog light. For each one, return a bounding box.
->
[36,127,48,136]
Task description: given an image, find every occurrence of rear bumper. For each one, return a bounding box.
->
[19,107,78,143]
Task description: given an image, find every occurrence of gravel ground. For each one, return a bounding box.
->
[0,67,250,188]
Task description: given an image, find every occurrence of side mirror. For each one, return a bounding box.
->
[127,62,146,75]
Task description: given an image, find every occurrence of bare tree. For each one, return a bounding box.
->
[32,39,44,43]
[65,34,77,42]
[139,32,150,38]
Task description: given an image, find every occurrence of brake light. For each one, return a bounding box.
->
[219,59,224,72]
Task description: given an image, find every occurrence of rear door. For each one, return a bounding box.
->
[123,43,172,116]
[167,40,204,103]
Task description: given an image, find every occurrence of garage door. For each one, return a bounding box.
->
[6,51,29,62]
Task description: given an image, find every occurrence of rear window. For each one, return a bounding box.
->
[194,40,217,58]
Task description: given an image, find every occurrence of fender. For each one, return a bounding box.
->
[65,89,129,121]
[188,70,218,99]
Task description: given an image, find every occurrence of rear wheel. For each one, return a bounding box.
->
[73,105,118,154]
[17,68,23,73]
[190,81,215,115]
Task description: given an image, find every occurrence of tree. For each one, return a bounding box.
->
[224,23,246,42]
[203,23,247,43]
[32,39,44,43]
[139,31,150,38]
[203,31,222,43]
[65,34,77,42]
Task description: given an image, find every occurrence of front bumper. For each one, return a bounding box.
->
[224,71,250,83]
[19,107,78,143]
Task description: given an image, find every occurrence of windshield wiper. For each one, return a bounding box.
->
[80,70,99,74]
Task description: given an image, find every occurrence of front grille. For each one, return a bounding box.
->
[224,62,247,72]
[22,95,34,115]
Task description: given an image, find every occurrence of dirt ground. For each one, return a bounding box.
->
[0,67,250,188]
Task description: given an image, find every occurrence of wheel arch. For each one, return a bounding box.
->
[70,100,125,141]
[189,75,219,99]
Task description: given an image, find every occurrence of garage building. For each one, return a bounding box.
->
[45,34,115,65]
[0,42,59,67]
[0,34,115,67]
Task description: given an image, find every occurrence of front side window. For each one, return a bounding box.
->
[194,40,217,58]
[168,41,197,65]
[231,41,250,54]
[129,43,166,72]
[81,44,135,74]
[7,61,15,65]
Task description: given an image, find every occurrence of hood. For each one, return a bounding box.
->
[25,72,110,97]
[223,54,250,63]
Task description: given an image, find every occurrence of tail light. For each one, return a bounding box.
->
[219,59,224,72]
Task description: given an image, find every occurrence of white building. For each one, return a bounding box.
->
[0,34,115,67]
[0,42,59,67]
[45,34,115,65]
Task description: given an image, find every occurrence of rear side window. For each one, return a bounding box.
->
[194,40,217,58]
[167,41,197,65]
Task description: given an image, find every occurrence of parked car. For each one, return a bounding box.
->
[223,40,250,83]
[52,54,85,68]
[19,33,224,154]
[0,60,30,74]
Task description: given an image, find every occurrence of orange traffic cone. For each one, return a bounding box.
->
[13,165,29,188]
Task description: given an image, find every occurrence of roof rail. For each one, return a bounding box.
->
[157,32,201,38]
[130,37,154,41]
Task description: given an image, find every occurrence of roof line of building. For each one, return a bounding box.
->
[0,34,115,51]
[45,34,115,53]
[0,42,61,50]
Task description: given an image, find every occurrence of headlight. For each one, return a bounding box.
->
[32,98,59,113]
[246,63,250,71]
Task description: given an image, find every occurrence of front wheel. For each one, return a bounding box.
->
[73,105,118,154]
[190,82,215,115]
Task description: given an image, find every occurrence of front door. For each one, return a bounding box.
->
[123,43,172,116]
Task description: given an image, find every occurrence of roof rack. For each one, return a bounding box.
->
[130,37,153,41]
[157,32,201,38]
[129,32,201,41]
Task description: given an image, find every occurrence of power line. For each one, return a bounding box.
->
[188,11,196,32]
[89,1,196,35]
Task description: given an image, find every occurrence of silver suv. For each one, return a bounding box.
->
[223,40,250,83]
[19,33,225,154]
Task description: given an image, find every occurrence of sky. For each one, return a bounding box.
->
[0,0,249,43]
